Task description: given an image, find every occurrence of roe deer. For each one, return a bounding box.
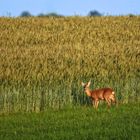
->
[81,81,116,109]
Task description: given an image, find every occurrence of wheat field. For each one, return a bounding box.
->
[0,16,140,113]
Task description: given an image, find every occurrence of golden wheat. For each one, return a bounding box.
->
[0,16,140,112]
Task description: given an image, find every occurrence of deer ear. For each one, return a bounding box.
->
[87,81,91,87]
[81,82,85,87]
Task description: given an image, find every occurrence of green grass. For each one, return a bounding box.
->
[0,103,139,140]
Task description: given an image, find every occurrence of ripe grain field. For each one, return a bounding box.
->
[0,16,140,112]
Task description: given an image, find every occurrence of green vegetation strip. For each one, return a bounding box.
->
[0,103,140,140]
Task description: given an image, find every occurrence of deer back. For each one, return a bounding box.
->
[91,88,114,100]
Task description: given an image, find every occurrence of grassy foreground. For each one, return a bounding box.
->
[0,103,139,140]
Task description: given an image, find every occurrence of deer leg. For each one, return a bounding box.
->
[94,100,99,109]
[92,100,96,108]
[96,100,99,109]
[112,97,116,104]
[111,95,117,107]
[113,96,118,107]
[106,99,111,108]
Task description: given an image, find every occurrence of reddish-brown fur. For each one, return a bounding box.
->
[82,81,116,109]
